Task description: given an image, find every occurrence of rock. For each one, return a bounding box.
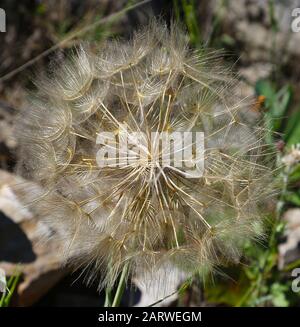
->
[278,209,300,269]
[0,170,67,306]
[239,63,273,85]
[133,264,186,307]
[0,268,6,293]
[214,0,300,78]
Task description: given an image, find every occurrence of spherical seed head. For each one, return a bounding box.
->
[15,20,277,289]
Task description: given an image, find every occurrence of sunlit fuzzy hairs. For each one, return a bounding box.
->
[15,20,277,290]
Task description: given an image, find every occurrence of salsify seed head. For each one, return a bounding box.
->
[15,21,277,289]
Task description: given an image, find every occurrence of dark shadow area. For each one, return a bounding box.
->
[0,211,36,263]
[35,271,141,307]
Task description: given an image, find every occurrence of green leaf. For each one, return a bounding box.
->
[285,109,300,147]
[288,163,300,183]
[255,80,293,132]
[0,269,20,307]
[273,85,293,118]
[284,191,300,206]
[255,80,276,106]
[270,283,289,307]
[204,268,255,307]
